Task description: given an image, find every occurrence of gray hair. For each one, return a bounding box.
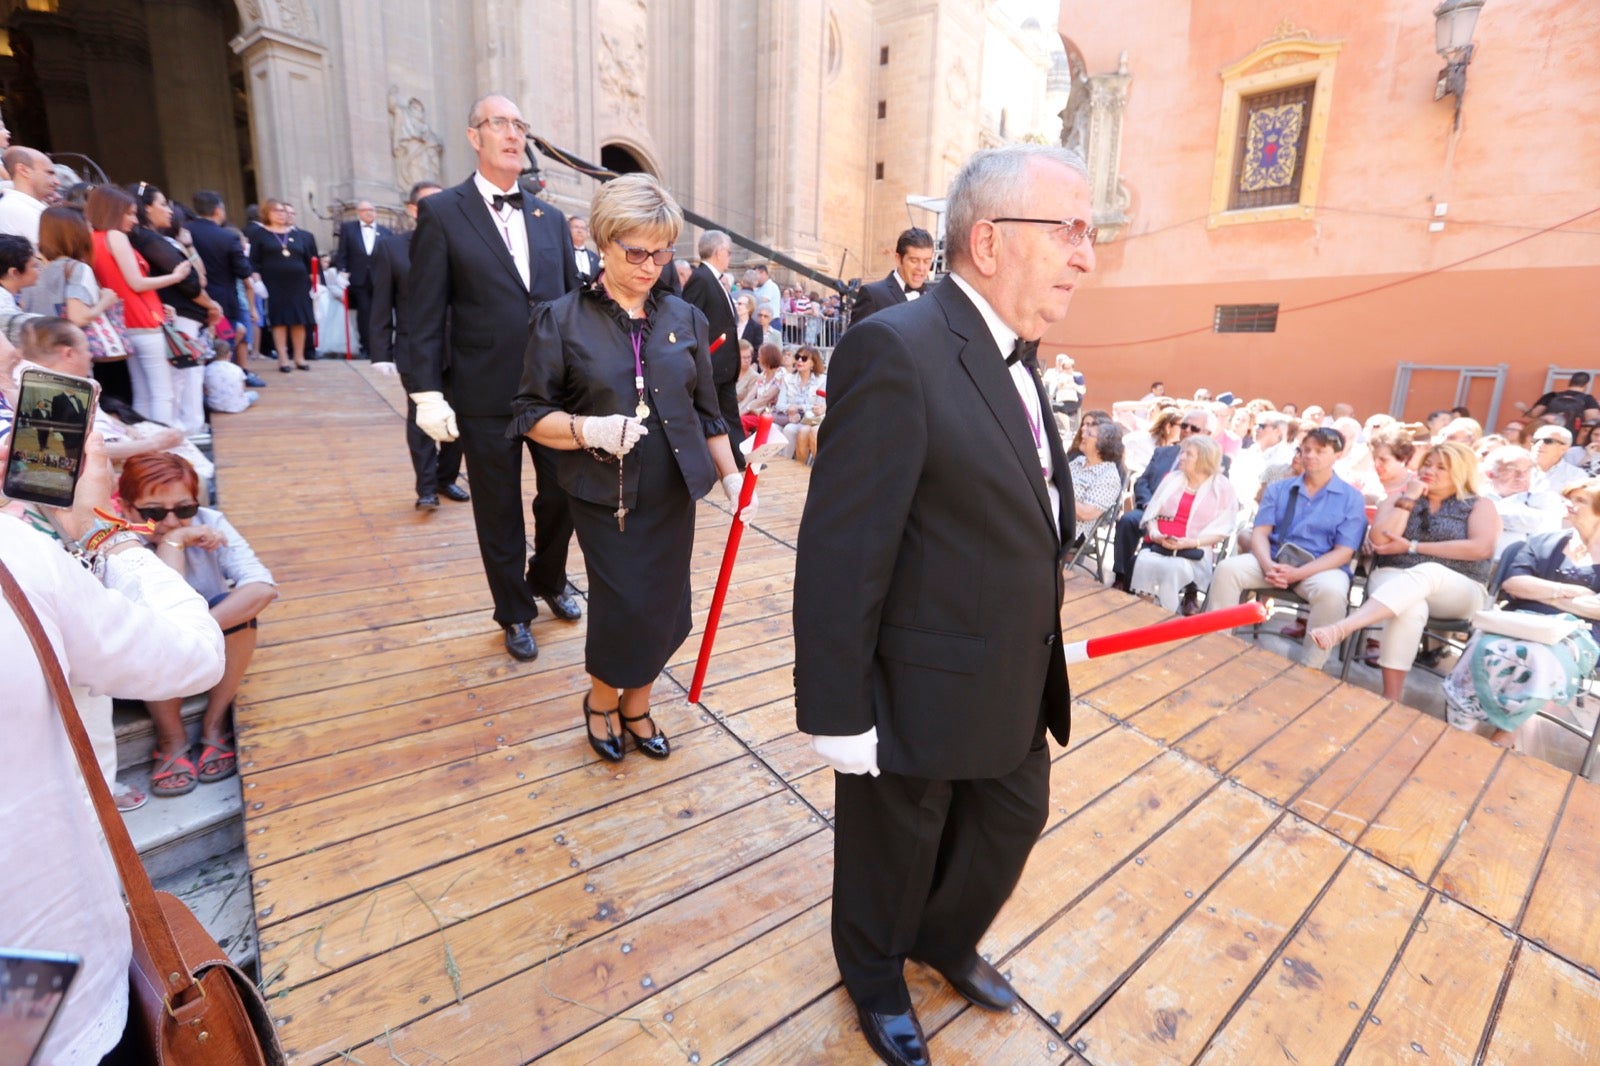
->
[467,93,516,127]
[945,145,1089,264]
[1481,445,1534,475]
[697,230,732,260]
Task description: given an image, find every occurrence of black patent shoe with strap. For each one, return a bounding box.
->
[585,696,624,762]
[621,709,671,759]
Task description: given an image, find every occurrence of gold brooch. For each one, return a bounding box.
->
[668,332,677,343]
[532,208,543,217]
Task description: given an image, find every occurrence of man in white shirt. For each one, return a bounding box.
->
[332,200,390,358]
[569,215,598,284]
[1530,424,1586,493]
[849,227,936,328]
[1484,444,1565,556]
[749,261,782,320]
[0,146,56,245]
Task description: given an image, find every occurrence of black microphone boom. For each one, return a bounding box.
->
[525,137,856,302]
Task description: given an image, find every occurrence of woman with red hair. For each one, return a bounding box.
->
[118,453,277,796]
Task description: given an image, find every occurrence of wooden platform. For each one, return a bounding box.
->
[223,362,1600,1064]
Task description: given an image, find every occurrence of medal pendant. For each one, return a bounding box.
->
[282,247,291,257]
[635,402,651,419]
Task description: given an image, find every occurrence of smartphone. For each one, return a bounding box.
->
[0,948,80,1066]
[2,368,97,508]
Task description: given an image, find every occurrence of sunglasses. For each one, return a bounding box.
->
[136,503,200,521]
[1533,436,1566,445]
[1179,422,1206,433]
[615,240,675,266]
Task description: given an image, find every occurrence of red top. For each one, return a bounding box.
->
[1156,491,1196,539]
[91,230,164,330]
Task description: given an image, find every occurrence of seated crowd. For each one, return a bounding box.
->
[1089,370,1595,746]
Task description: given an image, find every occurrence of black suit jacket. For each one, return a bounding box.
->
[849,271,915,328]
[368,231,412,372]
[680,263,740,387]
[333,219,390,287]
[186,217,252,322]
[793,280,1074,780]
[573,247,599,286]
[406,177,579,417]
[1134,445,1180,510]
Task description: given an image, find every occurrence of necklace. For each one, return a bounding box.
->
[273,229,292,258]
[630,326,649,419]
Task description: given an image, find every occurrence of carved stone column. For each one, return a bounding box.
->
[231,17,334,242]
[1085,56,1132,241]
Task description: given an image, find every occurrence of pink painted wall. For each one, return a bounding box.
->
[1050,0,1600,423]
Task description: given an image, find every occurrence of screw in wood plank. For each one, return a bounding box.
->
[664,1012,675,1022]
[641,976,654,988]
[1047,1042,1059,1053]
[621,943,632,954]
[554,834,566,844]
[585,884,596,893]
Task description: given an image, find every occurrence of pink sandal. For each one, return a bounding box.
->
[149,750,198,798]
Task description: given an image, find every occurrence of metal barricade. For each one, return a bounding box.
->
[780,312,845,352]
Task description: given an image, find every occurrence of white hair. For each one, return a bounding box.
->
[945,145,1090,264]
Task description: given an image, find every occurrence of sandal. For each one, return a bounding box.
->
[196,737,238,784]
[114,782,149,813]
[149,750,198,798]
[621,710,671,760]
[584,696,624,763]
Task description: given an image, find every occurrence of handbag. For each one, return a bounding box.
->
[86,303,132,363]
[161,321,205,369]
[0,561,285,1066]
[1472,609,1586,645]
[1144,539,1204,561]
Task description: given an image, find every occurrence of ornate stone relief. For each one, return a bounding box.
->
[388,86,444,192]
[1062,47,1132,239]
[597,0,647,127]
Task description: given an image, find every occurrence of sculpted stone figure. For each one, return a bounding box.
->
[388,87,444,192]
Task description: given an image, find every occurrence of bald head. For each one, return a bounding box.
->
[356,200,376,224]
[3,147,54,200]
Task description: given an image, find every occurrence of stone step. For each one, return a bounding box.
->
[113,695,210,775]
[152,846,258,974]
[119,758,243,882]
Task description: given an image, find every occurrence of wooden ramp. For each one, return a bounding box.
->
[223,363,1600,1064]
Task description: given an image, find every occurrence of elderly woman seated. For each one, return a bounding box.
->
[1311,442,1502,700]
[119,452,277,796]
[1069,418,1124,523]
[1130,433,1239,613]
[1443,478,1600,745]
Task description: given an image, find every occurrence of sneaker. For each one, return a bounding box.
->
[244,372,268,387]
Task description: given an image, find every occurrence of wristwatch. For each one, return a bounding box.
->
[1409,539,1419,554]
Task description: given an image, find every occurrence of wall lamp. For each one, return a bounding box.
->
[1433,0,1485,127]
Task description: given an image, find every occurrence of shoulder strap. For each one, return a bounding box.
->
[1279,485,1301,537]
[0,559,200,1003]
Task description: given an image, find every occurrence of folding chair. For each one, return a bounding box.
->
[1338,552,1518,682]
[1067,501,1119,583]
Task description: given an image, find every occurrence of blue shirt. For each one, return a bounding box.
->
[1257,473,1368,573]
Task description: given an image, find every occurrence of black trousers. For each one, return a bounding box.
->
[717,378,745,470]
[1113,508,1146,583]
[831,734,1051,1014]
[348,281,374,355]
[405,396,464,497]
[455,414,573,625]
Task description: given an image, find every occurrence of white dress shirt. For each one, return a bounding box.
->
[0,515,225,1066]
[473,171,530,289]
[895,270,920,301]
[947,272,1060,537]
[361,222,377,255]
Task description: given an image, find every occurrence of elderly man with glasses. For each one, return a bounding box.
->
[1482,444,1564,557]
[1530,424,1586,494]
[1207,426,1368,669]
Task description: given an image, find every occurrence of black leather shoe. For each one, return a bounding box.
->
[503,622,538,661]
[621,710,670,759]
[856,1005,929,1066]
[932,954,1017,1012]
[541,590,583,621]
[584,696,624,762]
[439,482,470,502]
[415,493,440,510]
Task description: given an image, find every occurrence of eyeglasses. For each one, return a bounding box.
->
[796,355,812,362]
[1179,422,1206,433]
[988,217,1098,246]
[1533,436,1567,445]
[614,240,675,266]
[473,116,531,137]
[135,503,199,521]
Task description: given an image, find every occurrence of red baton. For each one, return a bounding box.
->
[1062,601,1267,665]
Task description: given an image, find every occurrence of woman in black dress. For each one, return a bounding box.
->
[248,197,317,372]
[511,173,748,763]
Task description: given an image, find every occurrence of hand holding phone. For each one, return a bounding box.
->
[2,368,97,508]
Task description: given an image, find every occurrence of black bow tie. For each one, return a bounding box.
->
[491,191,523,212]
[1007,338,1039,366]
[905,285,924,295]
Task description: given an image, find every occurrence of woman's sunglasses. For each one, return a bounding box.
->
[136,503,199,521]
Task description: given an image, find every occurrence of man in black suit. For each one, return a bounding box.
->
[848,226,935,329]
[370,180,468,511]
[188,190,263,386]
[794,145,1094,1066]
[407,93,582,662]
[1112,408,1217,591]
[679,230,745,465]
[49,387,88,454]
[568,216,599,285]
[333,200,389,358]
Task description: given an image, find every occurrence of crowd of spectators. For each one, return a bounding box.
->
[1083,370,1597,748]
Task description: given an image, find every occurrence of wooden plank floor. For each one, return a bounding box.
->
[223,362,1600,1064]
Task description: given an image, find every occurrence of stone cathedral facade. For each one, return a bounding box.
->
[0,0,1067,281]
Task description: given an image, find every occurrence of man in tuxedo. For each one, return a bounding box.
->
[369,180,468,510]
[849,226,935,328]
[794,145,1092,1066]
[569,216,599,285]
[407,93,583,662]
[49,387,88,454]
[680,230,745,465]
[333,200,389,357]
[189,190,264,387]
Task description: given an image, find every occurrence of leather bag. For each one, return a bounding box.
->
[160,321,205,369]
[0,560,285,1065]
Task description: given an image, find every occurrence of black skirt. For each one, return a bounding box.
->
[570,410,697,688]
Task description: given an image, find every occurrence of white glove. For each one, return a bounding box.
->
[810,728,880,777]
[409,391,459,442]
[373,361,397,377]
[579,414,648,457]
[721,472,759,523]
